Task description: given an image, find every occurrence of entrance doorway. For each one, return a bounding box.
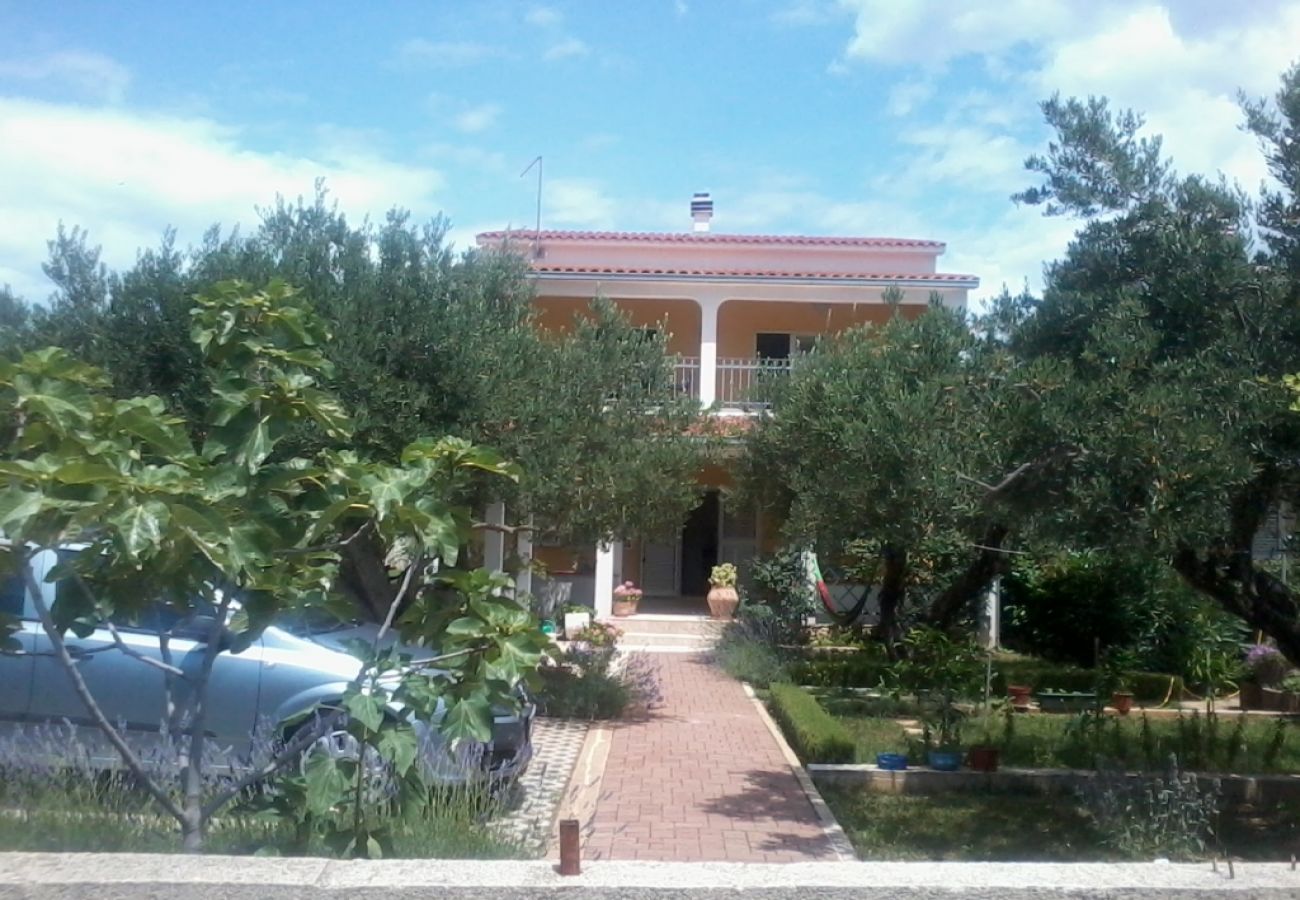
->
[638,490,757,604]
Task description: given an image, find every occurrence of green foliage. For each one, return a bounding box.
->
[535,622,660,720]
[1001,552,1239,681]
[709,562,737,588]
[713,618,792,688]
[747,548,818,645]
[768,683,856,763]
[0,279,544,850]
[836,706,1300,775]
[788,649,889,691]
[1080,756,1221,861]
[16,191,707,552]
[886,627,988,749]
[1008,67,1300,665]
[991,659,1183,705]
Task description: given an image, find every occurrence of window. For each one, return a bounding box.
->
[0,573,26,618]
[756,333,817,360]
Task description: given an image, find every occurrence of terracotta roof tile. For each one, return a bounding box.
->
[528,263,978,283]
[476,229,944,250]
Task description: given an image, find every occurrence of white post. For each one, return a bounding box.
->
[594,542,615,619]
[516,516,534,597]
[484,501,506,574]
[980,576,1001,650]
[697,294,722,407]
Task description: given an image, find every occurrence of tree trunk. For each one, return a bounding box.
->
[1171,465,1300,667]
[875,546,908,652]
[337,527,396,621]
[926,523,1011,630]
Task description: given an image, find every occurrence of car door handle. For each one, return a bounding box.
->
[66,647,95,662]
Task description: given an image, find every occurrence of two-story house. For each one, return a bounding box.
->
[476,194,978,619]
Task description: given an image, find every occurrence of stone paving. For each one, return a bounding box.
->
[493,718,590,856]
[583,639,835,863]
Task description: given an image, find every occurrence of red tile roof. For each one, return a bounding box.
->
[528,263,979,284]
[477,229,945,250]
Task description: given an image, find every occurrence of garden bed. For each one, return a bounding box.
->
[827,702,1300,774]
[817,788,1300,862]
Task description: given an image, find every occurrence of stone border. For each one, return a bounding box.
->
[742,683,856,861]
[809,763,1300,807]
[3,853,1300,894]
[548,722,614,860]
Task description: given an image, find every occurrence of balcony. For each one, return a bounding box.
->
[673,356,794,411]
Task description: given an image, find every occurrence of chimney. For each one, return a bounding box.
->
[691,191,713,232]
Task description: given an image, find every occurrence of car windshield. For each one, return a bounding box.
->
[275,607,363,636]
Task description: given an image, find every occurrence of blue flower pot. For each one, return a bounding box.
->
[876,752,908,771]
[927,750,962,771]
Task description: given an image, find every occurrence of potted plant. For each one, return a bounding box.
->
[1242,644,1289,710]
[888,627,983,771]
[1100,649,1136,715]
[706,563,740,619]
[612,581,642,617]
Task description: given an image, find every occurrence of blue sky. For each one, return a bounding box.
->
[2,1,1298,305]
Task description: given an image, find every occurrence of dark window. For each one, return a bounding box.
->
[0,573,26,618]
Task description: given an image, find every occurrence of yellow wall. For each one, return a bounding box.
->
[534,297,701,356]
[716,300,897,358]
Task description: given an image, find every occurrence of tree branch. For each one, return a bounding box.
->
[21,555,186,825]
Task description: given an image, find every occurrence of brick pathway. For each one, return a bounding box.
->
[584,651,835,862]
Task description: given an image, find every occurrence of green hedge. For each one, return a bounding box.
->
[992,659,1183,704]
[768,683,856,763]
[788,652,889,690]
[787,651,1183,705]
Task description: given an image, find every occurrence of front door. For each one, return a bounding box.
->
[640,540,679,596]
[680,491,720,596]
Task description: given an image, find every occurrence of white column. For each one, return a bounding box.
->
[515,516,534,597]
[484,501,506,574]
[697,294,722,407]
[594,542,615,619]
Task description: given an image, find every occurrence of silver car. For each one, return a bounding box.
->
[0,548,534,782]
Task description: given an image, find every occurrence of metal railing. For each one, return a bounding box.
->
[673,357,701,400]
[715,357,792,410]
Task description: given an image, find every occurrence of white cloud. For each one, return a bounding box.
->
[674,0,689,17]
[832,0,1300,300]
[0,98,444,301]
[453,103,501,134]
[546,179,617,228]
[396,39,500,67]
[0,50,131,103]
[885,78,934,116]
[544,38,590,61]
[525,6,562,27]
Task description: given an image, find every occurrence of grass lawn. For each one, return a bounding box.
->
[820,788,1300,862]
[822,695,1300,774]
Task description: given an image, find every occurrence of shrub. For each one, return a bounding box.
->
[1244,644,1289,687]
[749,548,818,645]
[535,624,661,719]
[713,609,792,687]
[768,683,855,763]
[993,659,1183,704]
[1080,755,1221,860]
[788,650,889,690]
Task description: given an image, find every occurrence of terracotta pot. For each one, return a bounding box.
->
[612,598,638,617]
[967,745,1000,772]
[1111,691,1134,716]
[1240,681,1262,710]
[1007,684,1032,710]
[706,585,739,619]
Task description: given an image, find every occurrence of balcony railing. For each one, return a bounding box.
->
[716,357,792,410]
[674,357,701,400]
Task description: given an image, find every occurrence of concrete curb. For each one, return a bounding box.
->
[549,722,614,860]
[742,682,856,861]
[3,853,1300,893]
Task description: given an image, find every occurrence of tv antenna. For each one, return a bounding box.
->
[520,155,543,256]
